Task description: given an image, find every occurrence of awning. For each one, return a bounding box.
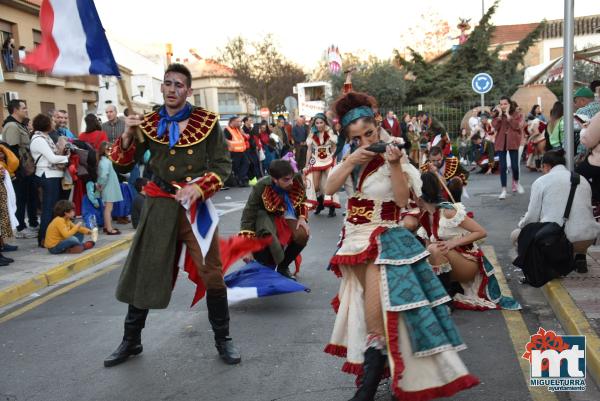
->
[523,45,600,85]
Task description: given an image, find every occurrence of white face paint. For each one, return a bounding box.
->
[161,72,190,112]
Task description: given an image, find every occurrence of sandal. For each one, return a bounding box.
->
[103,228,121,235]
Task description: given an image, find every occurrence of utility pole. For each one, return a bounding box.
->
[563,0,575,170]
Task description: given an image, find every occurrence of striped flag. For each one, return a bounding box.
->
[225,262,310,304]
[22,0,119,76]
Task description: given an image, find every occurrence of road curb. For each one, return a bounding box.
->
[0,235,133,308]
[542,279,600,387]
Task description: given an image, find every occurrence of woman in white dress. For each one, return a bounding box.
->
[418,172,521,310]
[304,113,340,217]
[324,91,478,401]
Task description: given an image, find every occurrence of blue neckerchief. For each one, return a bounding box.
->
[157,102,193,148]
[273,184,295,217]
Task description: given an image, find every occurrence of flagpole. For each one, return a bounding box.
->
[117,78,145,143]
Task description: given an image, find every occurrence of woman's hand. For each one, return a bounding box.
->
[385,144,403,165]
[346,147,377,166]
[437,239,458,253]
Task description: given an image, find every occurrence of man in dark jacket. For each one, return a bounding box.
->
[292,116,308,168]
[239,160,309,280]
[104,63,240,368]
[1,99,38,238]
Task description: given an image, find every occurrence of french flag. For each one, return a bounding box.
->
[225,262,310,304]
[23,0,119,76]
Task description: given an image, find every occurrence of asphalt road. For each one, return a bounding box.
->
[1,168,599,401]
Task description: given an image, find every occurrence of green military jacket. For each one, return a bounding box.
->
[111,106,231,309]
[239,174,308,265]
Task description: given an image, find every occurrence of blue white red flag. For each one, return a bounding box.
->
[225,262,310,304]
[177,198,219,260]
[23,0,119,76]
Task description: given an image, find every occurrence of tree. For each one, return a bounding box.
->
[218,35,307,111]
[397,11,452,61]
[325,54,406,108]
[395,0,545,104]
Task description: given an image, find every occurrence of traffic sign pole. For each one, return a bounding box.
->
[472,72,493,111]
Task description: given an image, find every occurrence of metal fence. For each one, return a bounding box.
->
[387,101,500,138]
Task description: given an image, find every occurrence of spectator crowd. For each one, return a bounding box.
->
[1,99,149,262]
[1,78,599,273]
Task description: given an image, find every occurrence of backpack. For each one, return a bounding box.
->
[513,172,580,287]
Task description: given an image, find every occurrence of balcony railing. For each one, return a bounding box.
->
[2,52,98,91]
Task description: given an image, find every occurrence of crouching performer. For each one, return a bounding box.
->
[239,159,310,280]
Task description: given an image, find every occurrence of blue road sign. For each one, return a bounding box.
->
[472,73,493,94]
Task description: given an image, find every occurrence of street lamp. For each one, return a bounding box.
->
[132,84,145,100]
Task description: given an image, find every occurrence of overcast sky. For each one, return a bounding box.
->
[96,0,600,69]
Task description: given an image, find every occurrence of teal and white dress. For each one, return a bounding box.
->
[97,156,123,203]
[418,202,522,311]
[325,155,479,400]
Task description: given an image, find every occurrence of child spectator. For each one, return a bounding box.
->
[82,180,104,230]
[131,177,148,229]
[97,142,123,235]
[44,200,94,254]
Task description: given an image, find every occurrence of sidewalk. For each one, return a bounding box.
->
[541,245,600,386]
[0,222,135,308]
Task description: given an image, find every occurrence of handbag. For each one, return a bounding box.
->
[513,172,580,287]
[17,136,43,177]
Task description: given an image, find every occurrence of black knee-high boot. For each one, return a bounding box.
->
[348,347,386,401]
[206,292,241,365]
[315,195,325,214]
[277,241,305,280]
[104,304,149,367]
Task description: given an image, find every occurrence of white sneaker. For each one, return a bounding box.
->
[516,184,525,194]
[15,229,37,239]
[499,189,507,200]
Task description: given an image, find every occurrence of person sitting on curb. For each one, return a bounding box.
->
[44,200,95,254]
[511,149,600,273]
[238,159,310,280]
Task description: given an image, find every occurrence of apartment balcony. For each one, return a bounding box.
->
[2,70,37,83]
[37,73,65,87]
[64,77,86,90]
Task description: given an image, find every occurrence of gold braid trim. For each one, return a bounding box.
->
[443,157,459,180]
[139,107,219,147]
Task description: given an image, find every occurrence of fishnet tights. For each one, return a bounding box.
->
[351,263,385,338]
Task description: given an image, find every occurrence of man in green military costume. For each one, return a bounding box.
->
[239,160,310,280]
[104,64,241,367]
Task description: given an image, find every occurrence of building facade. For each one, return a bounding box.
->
[187,57,257,124]
[0,0,98,132]
[96,36,165,119]
[490,15,600,66]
